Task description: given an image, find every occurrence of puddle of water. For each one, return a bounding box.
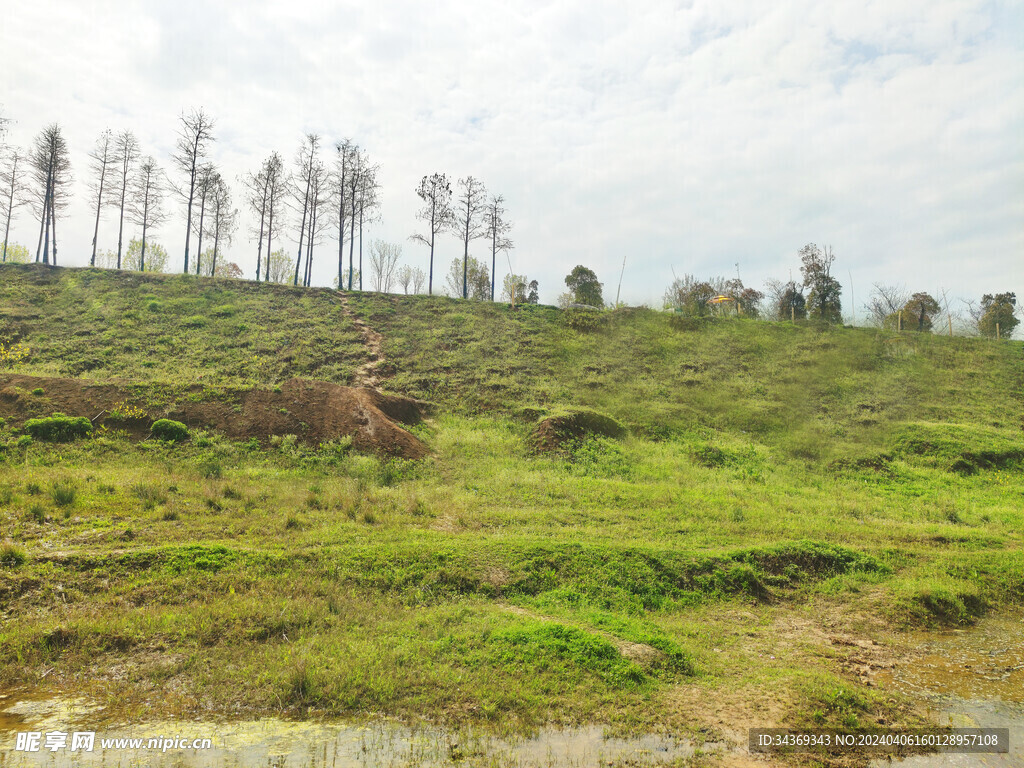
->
[0,692,716,768]
[872,614,1024,768]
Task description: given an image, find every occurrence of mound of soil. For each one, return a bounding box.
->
[533,409,626,452]
[0,375,428,459]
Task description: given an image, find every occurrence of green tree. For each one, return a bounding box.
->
[978,292,1018,338]
[123,238,168,273]
[766,279,806,320]
[799,243,842,323]
[527,279,539,304]
[664,274,715,316]
[267,248,294,284]
[1,241,29,263]
[565,265,603,307]
[502,273,527,304]
[213,261,243,279]
[898,292,941,332]
[446,256,489,300]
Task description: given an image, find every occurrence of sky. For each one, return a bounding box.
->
[1,0,1022,314]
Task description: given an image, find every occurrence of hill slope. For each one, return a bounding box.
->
[1,263,1022,752]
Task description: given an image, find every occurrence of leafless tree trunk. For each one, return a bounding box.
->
[483,194,513,301]
[291,134,320,286]
[410,173,453,296]
[303,161,329,287]
[207,173,236,276]
[245,153,282,282]
[453,176,488,299]
[369,240,401,292]
[30,124,71,267]
[346,148,363,290]
[333,140,357,289]
[108,130,139,270]
[865,284,910,327]
[1,147,29,263]
[171,109,215,274]
[192,165,215,275]
[127,157,168,272]
[265,154,285,283]
[355,160,379,292]
[87,129,113,267]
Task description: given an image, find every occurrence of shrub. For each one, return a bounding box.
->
[24,414,93,442]
[50,480,77,507]
[151,419,190,442]
[0,543,26,568]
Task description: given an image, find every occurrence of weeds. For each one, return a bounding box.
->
[50,479,77,507]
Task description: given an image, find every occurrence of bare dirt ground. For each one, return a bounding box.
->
[0,374,427,458]
[337,292,388,388]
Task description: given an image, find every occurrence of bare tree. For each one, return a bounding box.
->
[264,154,286,282]
[452,176,488,299]
[483,194,513,301]
[1,147,29,263]
[171,109,215,274]
[333,139,358,289]
[344,146,364,290]
[242,152,286,283]
[356,160,380,291]
[192,164,215,275]
[396,264,413,294]
[411,267,426,294]
[865,284,909,327]
[87,129,114,267]
[290,134,320,286]
[302,159,330,287]
[410,173,453,295]
[126,156,167,272]
[368,240,401,292]
[106,130,139,269]
[30,124,72,266]
[206,173,237,277]
[242,158,270,282]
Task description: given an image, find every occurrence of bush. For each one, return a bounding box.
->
[151,419,190,442]
[50,479,77,507]
[0,542,26,568]
[24,414,93,442]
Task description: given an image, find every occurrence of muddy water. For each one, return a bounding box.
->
[0,691,715,768]
[872,614,1024,768]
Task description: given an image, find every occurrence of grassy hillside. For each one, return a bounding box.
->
[1,263,1022,755]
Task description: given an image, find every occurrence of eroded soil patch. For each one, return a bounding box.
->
[0,375,427,459]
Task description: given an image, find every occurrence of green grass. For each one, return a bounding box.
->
[0,263,1022,741]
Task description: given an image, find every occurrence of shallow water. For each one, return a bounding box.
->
[0,691,713,768]
[871,614,1024,768]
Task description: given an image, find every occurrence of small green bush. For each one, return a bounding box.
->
[151,419,190,442]
[31,388,44,396]
[24,414,93,442]
[0,542,26,568]
[50,480,77,507]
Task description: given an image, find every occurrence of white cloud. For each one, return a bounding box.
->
[1,0,1020,309]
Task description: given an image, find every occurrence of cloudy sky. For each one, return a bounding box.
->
[1,0,1021,312]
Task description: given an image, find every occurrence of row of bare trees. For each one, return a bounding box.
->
[1,107,520,300]
[410,174,513,298]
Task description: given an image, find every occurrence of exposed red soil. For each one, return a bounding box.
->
[0,374,427,459]
[532,409,627,452]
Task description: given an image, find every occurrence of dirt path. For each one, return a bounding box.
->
[337,292,386,388]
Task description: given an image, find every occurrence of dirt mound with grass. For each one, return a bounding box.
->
[0,375,427,459]
[532,409,626,452]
